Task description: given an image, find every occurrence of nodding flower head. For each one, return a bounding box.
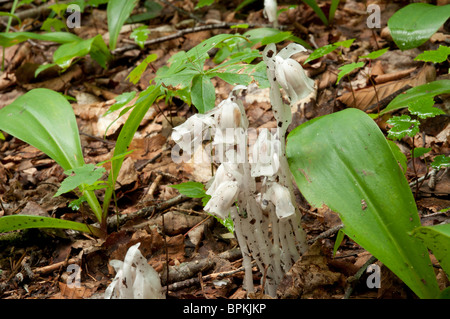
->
[251,128,280,177]
[204,180,239,219]
[214,86,248,131]
[265,182,295,219]
[264,0,278,27]
[171,112,215,154]
[264,43,315,104]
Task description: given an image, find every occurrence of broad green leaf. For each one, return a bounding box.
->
[53,34,111,69]
[287,108,440,298]
[55,164,106,197]
[408,96,445,119]
[387,140,407,174]
[0,31,80,47]
[412,147,431,158]
[126,53,158,84]
[381,80,450,115]
[411,224,450,278]
[0,89,103,224]
[34,63,57,78]
[0,215,103,237]
[386,115,420,140]
[107,0,139,50]
[211,72,252,85]
[0,89,84,170]
[130,26,151,49]
[191,74,216,113]
[336,62,364,83]
[388,3,450,50]
[431,155,450,170]
[170,181,208,198]
[260,31,293,45]
[359,48,388,60]
[415,45,450,63]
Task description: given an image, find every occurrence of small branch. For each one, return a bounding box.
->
[307,223,344,245]
[344,255,377,299]
[112,22,281,55]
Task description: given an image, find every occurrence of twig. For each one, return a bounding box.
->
[307,224,344,245]
[112,22,280,55]
[105,194,189,231]
[366,85,412,113]
[344,255,377,299]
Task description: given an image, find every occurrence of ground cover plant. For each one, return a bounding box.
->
[0,0,449,300]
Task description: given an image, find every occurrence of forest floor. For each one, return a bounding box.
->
[0,0,449,300]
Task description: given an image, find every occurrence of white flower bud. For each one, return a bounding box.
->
[171,113,215,154]
[204,180,239,219]
[251,128,280,177]
[264,0,278,27]
[274,55,314,104]
[266,182,295,219]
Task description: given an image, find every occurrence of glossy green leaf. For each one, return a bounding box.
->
[304,39,355,64]
[431,155,450,170]
[408,96,445,119]
[170,181,207,198]
[191,74,216,113]
[126,53,157,84]
[41,17,66,32]
[415,45,450,63]
[329,0,340,23]
[130,26,151,49]
[336,62,364,83]
[386,115,420,140]
[359,48,388,60]
[388,3,450,50]
[387,140,407,174]
[412,147,431,159]
[0,31,80,47]
[102,85,162,214]
[195,0,214,9]
[107,0,139,50]
[381,80,450,115]
[287,108,440,298]
[0,89,103,224]
[411,224,450,278]
[55,164,106,197]
[53,34,110,69]
[0,215,103,237]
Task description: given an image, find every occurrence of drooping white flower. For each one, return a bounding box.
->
[171,112,215,154]
[105,243,165,299]
[264,0,278,27]
[251,128,281,177]
[265,182,295,219]
[206,162,241,196]
[204,180,239,219]
[265,43,315,104]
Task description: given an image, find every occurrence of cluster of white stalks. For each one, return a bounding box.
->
[171,42,315,297]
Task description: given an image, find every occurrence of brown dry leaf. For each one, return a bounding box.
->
[338,64,436,111]
[0,71,16,90]
[277,241,342,299]
[155,211,205,236]
[115,157,138,190]
[22,65,82,91]
[57,281,96,299]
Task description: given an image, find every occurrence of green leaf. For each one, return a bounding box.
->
[386,115,420,140]
[381,80,450,115]
[0,215,103,237]
[107,0,139,50]
[332,228,345,257]
[411,223,450,278]
[211,72,252,86]
[104,91,137,116]
[0,31,80,47]
[408,96,445,119]
[34,63,57,78]
[55,164,106,197]
[170,181,207,198]
[41,17,66,32]
[130,26,151,49]
[304,39,355,64]
[287,108,440,298]
[336,62,364,83]
[387,140,407,174]
[0,88,103,224]
[260,31,293,45]
[195,0,214,9]
[329,0,340,23]
[412,147,431,158]
[102,85,162,214]
[415,45,450,63]
[53,34,111,69]
[191,74,216,113]
[0,12,21,25]
[359,47,389,60]
[388,3,450,50]
[126,53,157,85]
[431,155,450,170]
